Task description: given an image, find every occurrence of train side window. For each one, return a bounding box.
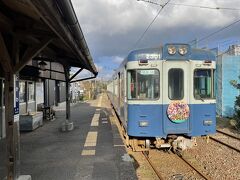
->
[128,70,137,99]
[194,69,214,99]
[168,69,184,100]
[127,69,160,100]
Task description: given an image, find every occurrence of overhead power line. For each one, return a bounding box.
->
[133,0,171,48]
[190,18,240,45]
[138,0,240,11]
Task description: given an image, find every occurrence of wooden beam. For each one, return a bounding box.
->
[12,36,19,65]
[70,76,96,83]
[0,11,13,32]
[2,0,40,20]
[69,68,83,81]
[14,38,52,73]
[0,33,13,72]
[16,35,56,57]
[16,28,56,39]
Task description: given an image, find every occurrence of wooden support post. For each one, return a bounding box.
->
[66,72,70,121]
[0,31,26,180]
[4,73,20,180]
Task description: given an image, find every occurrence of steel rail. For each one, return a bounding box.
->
[175,154,211,180]
[216,130,240,141]
[142,151,164,180]
[210,136,240,153]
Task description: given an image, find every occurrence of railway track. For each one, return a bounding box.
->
[210,136,240,153]
[141,151,164,180]
[141,150,211,180]
[175,154,211,180]
[209,129,240,153]
[216,129,240,140]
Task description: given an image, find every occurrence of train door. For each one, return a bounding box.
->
[162,61,191,134]
[123,68,128,128]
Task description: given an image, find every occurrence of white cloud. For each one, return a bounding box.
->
[110,56,123,64]
[71,0,240,78]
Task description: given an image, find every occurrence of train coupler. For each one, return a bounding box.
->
[172,136,197,152]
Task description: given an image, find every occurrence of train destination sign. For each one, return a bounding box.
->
[139,70,155,75]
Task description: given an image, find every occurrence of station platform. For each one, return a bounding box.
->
[20,94,137,180]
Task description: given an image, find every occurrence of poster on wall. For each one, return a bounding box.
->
[14,75,19,115]
[14,75,20,122]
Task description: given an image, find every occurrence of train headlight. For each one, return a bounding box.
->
[178,46,188,55]
[167,45,177,55]
[139,121,149,127]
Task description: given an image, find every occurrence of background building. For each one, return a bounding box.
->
[216,45,240,117]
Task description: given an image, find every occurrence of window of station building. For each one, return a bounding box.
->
[127,69,160,100]
[194,69,214,99]
[168,69,184,100]
[19,81,26,103]
[28,82,35,102]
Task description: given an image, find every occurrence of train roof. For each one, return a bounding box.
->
[126,46,216,62]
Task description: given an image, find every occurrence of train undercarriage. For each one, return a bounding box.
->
[121,126,197,152]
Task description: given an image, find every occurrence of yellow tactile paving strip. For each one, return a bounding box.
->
[81,149,96,156]
[81,94,102,156]
[83,131,98,147]
[90,114,100,127]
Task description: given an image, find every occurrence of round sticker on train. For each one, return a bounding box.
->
[167,101,190,123]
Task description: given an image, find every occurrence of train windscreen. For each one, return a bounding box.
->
[194,69,215,99]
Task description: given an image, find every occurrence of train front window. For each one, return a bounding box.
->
[128,69,159,100]
[194,69,214,99]
[168,69,184,100]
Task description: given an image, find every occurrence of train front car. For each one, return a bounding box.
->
[125,44,216,152]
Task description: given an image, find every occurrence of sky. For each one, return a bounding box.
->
[71,0,240,80]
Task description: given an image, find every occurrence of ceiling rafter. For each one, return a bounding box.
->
[0,32,13,72]
[14,38,53,73]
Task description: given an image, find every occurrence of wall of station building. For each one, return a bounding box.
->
[45,79,66,107]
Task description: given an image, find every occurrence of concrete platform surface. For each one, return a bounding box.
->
[20,94,137,180]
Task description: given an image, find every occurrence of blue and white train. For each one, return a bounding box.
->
[107,44,216,152]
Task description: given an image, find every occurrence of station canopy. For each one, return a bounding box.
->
[0,0,98,81]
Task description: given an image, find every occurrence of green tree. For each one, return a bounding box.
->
[230,76,240,128]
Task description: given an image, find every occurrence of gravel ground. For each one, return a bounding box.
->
[185,137,240,180]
